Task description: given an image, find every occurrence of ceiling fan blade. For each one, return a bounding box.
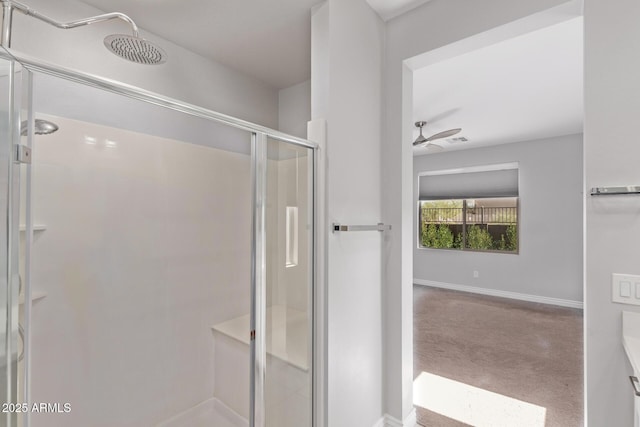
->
[425,128,462,142]
[425,142,444,152]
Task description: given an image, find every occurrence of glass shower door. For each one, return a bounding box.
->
[263,137,313,427]
[0,53,317,427]
[0,55,23,427]
[17,70,255,427]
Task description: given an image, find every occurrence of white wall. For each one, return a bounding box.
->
[10,0,279,128]
[278,80,311,139]
[311,1,385,425]
[28,114,252,427]
[383,0,577,422]
[584,0,640,424]
[413,135,583,305]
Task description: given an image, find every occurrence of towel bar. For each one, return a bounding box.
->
[332,223,391,232]
[590,186,640,196]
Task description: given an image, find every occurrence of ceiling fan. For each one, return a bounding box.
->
[412,121,462,152]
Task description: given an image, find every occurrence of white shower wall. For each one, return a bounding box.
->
[27,114,253,427]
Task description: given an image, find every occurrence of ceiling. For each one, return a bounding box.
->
[74,0,583,143]
[366,0,432,21]
[80,0,318,89]
[412,17,583,156]
[79,0,426,90]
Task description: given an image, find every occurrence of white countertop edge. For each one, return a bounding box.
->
[623,335,640,374]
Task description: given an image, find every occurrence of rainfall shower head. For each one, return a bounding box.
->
[20,119,59,136]
[0,1,168,64]
[104,34,167,65]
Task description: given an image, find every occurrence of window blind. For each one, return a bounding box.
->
[418,168,519,200]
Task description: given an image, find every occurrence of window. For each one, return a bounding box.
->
[418,197,518,253]
[417,163,519,254]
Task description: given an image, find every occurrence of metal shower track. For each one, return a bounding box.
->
[0,47,318,150]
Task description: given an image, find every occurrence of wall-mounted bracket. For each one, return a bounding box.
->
[15,144,31,164]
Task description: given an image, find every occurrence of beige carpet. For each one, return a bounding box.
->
[413,285,583,427]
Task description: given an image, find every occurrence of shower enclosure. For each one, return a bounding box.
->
[0,47,317,427]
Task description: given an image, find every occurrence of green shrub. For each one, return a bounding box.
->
[421,223,454,248]
[454,233,463,249]
[506,224,518,251]
[466,225,493,250]
[423,223,517,252]
[435,224,454,248]
[421,223,437,247]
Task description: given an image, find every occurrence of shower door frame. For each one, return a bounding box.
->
[0,47,325,427]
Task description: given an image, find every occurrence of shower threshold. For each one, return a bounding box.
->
[156,397,247,427]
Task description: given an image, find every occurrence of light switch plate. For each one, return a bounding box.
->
[621,281,632,297]
[613,274,640,306]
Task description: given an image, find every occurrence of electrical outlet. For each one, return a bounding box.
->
[473,270,479,278]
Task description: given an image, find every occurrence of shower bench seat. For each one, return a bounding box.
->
[210,305,311,422]
[211,305,309,371]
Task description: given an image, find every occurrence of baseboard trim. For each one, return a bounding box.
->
[373,409,417,427]
[384,414,403,427]
[414,279,583,309]
[402,409,417,427]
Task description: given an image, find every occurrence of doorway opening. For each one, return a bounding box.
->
[407,13,584,427]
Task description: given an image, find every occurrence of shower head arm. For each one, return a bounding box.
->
[5,1,139,37]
